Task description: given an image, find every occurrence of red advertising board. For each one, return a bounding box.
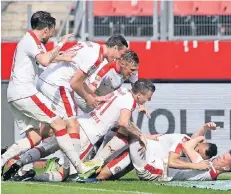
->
[2,41,231,80]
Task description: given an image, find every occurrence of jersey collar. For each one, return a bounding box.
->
[28,30,42,46]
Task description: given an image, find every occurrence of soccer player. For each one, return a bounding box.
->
[88,122,218,181]
[1,11,78,179]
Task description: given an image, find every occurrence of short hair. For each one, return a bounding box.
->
[105,35,128,50]
[121,50,139,66]
[31,11,56,30]
[205,143,217,158]
[131,79,156,95]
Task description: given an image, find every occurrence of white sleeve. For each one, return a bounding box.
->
[25,39,44,59]
[116,90,136,112]
[170,135,191,155]
[77,47,101,75]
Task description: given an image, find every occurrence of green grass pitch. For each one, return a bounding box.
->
[2,170,231,194]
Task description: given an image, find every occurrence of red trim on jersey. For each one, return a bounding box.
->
[28,30,41,45]
[144,164,163,175]
[94,45,104,67]
[132,99,137,112]
[58,171,64,180]
[100,96,118,115]
[69,133,80,139]
[55,129,67,137]
[59,86,74,117]
[30,95,56,118]
[80,144,93,160]
[107,151,129,168]
[27,137,34,148]
[209,168,218,180]
[175,143,183,155]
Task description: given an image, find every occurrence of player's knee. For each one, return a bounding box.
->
[26,129,42,146]
[50,117,66,132]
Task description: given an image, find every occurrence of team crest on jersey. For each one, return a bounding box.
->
[51,104,56,111]
[114,166,121,173]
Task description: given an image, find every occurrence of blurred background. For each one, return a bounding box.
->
[1,1,231,154]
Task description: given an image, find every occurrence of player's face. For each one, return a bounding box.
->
[108,46,127,62]
[196,143,210,160]
[119,60,138,80]
[136,90,153,105]
[213,152,231,172]
[41,27,55,44]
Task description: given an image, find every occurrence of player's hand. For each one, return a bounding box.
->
[203,122,220,131]
[95,95,108,103]
[85,95,98,108]
[138,104,151,119]
[195,160,211,170]
[59,33,74,45]
[62,50,77,63]
[149,134,163,141]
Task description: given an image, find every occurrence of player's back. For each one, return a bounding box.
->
[78,87,136,144]
[39,41,102,89]
[7,31,46,102]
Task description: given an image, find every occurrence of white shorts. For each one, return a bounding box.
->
[79,126,93,161]
[9,92,58,134]
[106,150,131,175]
[37,78,77,120]
[136,158,164,181]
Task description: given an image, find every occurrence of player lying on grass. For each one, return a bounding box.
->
[3,79,155,182]
[79,122,218,181]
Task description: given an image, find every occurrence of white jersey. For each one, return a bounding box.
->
[78,87,136,144]
[39,41,104,90]
[145,134,191,163]
[7,31,47,102]
[88,61,138,96]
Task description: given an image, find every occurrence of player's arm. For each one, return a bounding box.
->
[168,152,210,170]
[182,136,205,163]
[35,33,74,67]
[70,69,97,107]
[143,133,163,141]
[191,122,218,139]
[51,50,76,63]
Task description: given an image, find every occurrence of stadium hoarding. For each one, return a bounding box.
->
[2,41,231,80]
[127,83,231,155]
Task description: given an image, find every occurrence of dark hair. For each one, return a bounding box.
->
[31,11,56,30]
[105,35,128,50]
[132,79,155,95]
[121,50,139,66]
[205,143,217,158]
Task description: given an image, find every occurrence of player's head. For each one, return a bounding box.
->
[117,50,139,80]
[195,142,217,160]
[105,35,128,61]
[31,11,56,44]
[131,79,155,105]
[212,150,231,173]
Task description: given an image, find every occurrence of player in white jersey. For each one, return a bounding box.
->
[1,11,79,179]
[75,50,139,113]
[3,50,139,182]
[91,123,218,181]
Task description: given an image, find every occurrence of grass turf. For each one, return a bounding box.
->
[2,170,231,194]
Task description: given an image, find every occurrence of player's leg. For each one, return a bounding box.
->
[97,150,131,180]
[91,132,129,164]
[1,101,41,168]
[129,140,163,181]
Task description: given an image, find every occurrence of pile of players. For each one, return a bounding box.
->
[2,11,231,183]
